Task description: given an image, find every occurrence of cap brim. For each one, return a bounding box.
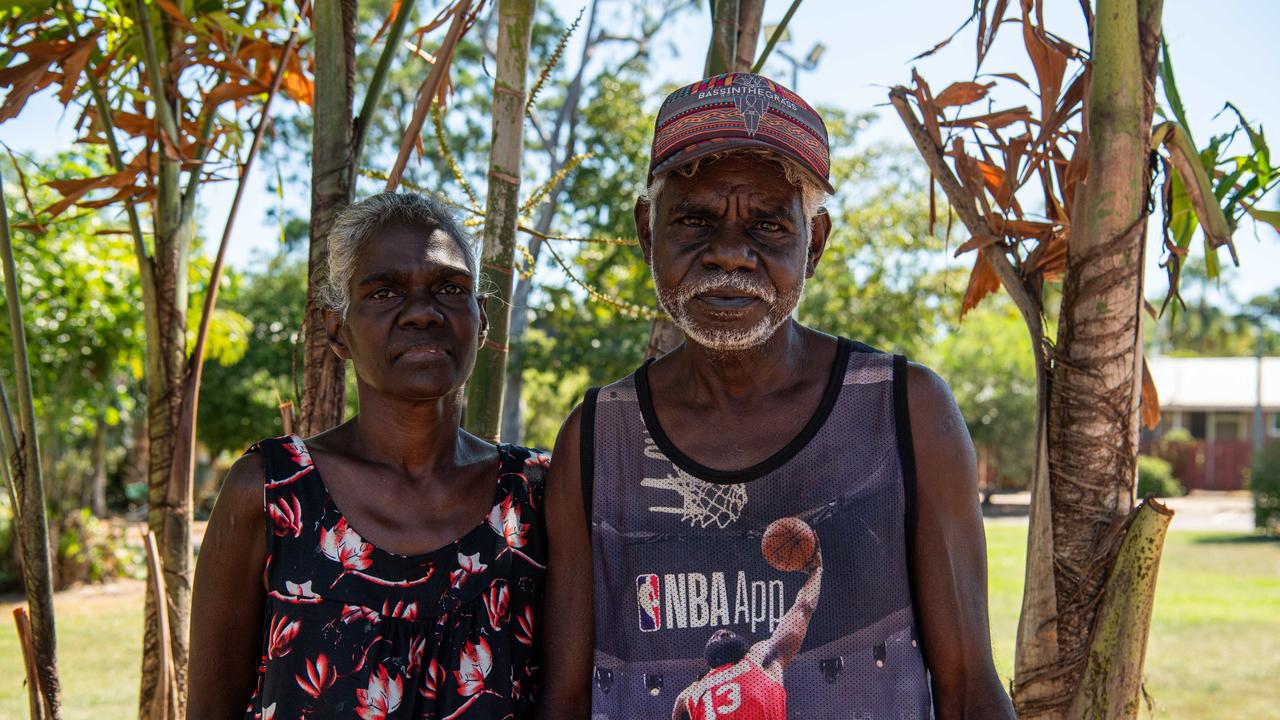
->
[650,138,836,195]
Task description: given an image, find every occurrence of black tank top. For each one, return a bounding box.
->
[241,435,548,720]
[584,339,933,719]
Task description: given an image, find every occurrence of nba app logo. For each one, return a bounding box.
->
[636,574,661,632]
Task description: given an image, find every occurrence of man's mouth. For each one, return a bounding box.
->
[694,292,760,309]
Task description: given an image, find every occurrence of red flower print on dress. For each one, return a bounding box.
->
[321,517,374,586]
[268,613,301,659]
[295,653,336,699]
[356,664,404,720]
[515,604,534,647]
[407,633,426,675]
[268,494,303,538]
[340,604,380,625]
[484,580,510,630]
[380,599,418,621]
[260,702,276,720]
[444,637,496,720]
[284,435,313,468]
[420,657,443,701]
[488,494,545,569]
[449,552,488,589]
[269,579,323,605]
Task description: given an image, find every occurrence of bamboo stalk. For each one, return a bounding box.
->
[13,607,44,720]
[143,531,175,720]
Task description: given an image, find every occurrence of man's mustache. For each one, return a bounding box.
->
[673,273,778,305]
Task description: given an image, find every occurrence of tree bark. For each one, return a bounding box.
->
[0,168,62,718]
[464,0,536,442]
[1027,1,1165,717]
[90,415,107,518]
[300,0,358,438]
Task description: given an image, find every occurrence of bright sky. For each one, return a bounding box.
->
[5,0,1278,303]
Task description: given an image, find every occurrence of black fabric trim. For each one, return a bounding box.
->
[892,355,918,550]
[634,336,854,484]
[580,387,600,522]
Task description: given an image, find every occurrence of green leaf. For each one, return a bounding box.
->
[1159,37,1194,149]
[1246,205,1280,235]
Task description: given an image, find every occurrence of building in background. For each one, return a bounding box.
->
[1145,356,1280,491]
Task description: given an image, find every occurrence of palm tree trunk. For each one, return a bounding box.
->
[300,0,358,437]
[0,167,62,718]
[464,0,537,441]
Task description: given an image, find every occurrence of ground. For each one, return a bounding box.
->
[1,499,1276,718]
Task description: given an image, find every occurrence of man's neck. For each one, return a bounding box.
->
[663,320,815,405]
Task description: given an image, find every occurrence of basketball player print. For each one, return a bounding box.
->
[672,518,823,720]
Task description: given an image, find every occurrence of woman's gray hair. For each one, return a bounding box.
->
[321,191,475,316]
[644,148,828,235]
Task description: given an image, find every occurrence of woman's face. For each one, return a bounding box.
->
[327,223,485,402]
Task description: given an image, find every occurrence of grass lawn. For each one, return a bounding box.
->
[2,525,1277,718]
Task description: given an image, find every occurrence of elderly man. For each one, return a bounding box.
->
[544,72,1013,719]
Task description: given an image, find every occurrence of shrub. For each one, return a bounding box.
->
[1137,455,1184,498]
[1251,443,1280,533]
[55,508,145,588]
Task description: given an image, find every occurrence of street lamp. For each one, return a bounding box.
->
[761,22,825,89]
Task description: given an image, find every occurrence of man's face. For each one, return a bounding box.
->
[705,628,748,667]
[638,154,828,352]
[326,224,484,401]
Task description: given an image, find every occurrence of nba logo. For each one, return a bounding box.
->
[636,574,661,632]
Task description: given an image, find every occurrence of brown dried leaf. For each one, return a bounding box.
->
[1140,357,1161,430]
[372,0,403,44]
[56,36,97,104]
[204,79,270,107]
[961,253,1002,318]
[941,106,1032,130]
[154,0,196,30]
[934,81,996,108]
[1021,0,1067,129]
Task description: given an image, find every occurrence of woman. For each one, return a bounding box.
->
[188,192,591,719]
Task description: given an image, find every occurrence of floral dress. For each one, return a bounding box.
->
[242,435,549,720]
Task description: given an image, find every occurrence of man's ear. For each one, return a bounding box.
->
[324,307,351,360]
[477,293,490,340]
[806,209,832,278]
[634,196,653,266]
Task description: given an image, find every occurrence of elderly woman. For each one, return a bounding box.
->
[188,193,590,719]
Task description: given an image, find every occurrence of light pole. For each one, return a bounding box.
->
[761,23,825,89]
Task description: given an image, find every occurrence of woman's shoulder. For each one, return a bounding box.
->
[499,443,551,475]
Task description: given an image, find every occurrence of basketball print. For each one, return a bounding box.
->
[761,517,816,572]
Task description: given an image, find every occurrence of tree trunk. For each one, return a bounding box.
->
[138,142,195,720]
[1015,1,1166,717]
[464,0,536,442]
[300,0,358,438]
[0,167,62,718]
[704,0,739,77]
[90,415,107,518]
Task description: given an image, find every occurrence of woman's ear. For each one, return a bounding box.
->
[324,307,351,360]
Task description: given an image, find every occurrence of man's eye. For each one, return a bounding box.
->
[679,217,708,227]
[370,287,397,299]
[755,221,783,233]
[439,283,466,295]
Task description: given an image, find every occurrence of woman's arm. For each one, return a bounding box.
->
[536,405,593,720]
[187,452,268,720]
[907,363,1015,719]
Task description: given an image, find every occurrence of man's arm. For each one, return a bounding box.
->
[671,687,692,720]
[188,453,267,720]
[759,547,822,672]
[536,404,593,720]
[906,363,1015,719]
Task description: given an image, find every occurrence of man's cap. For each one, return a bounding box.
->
[648,72,834,194]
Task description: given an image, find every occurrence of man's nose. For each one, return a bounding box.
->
[700,228,757,274]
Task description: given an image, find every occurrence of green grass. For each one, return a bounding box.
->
[2,526,1277,718]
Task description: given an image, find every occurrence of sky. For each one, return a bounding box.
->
[5,0,1279,304]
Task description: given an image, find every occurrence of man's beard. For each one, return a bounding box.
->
[653,268,804,352]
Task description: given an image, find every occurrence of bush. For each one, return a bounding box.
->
[55,508,145,588]
[1138,455,1184,498]
[1251,443,1280,533]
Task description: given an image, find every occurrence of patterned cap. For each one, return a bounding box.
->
[649,72,834,193]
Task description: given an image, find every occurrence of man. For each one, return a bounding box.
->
[674,544,822,720]
[543,72,1014,719]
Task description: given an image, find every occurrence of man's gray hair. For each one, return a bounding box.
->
[321,191,475,316]
[644,148,828,232]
